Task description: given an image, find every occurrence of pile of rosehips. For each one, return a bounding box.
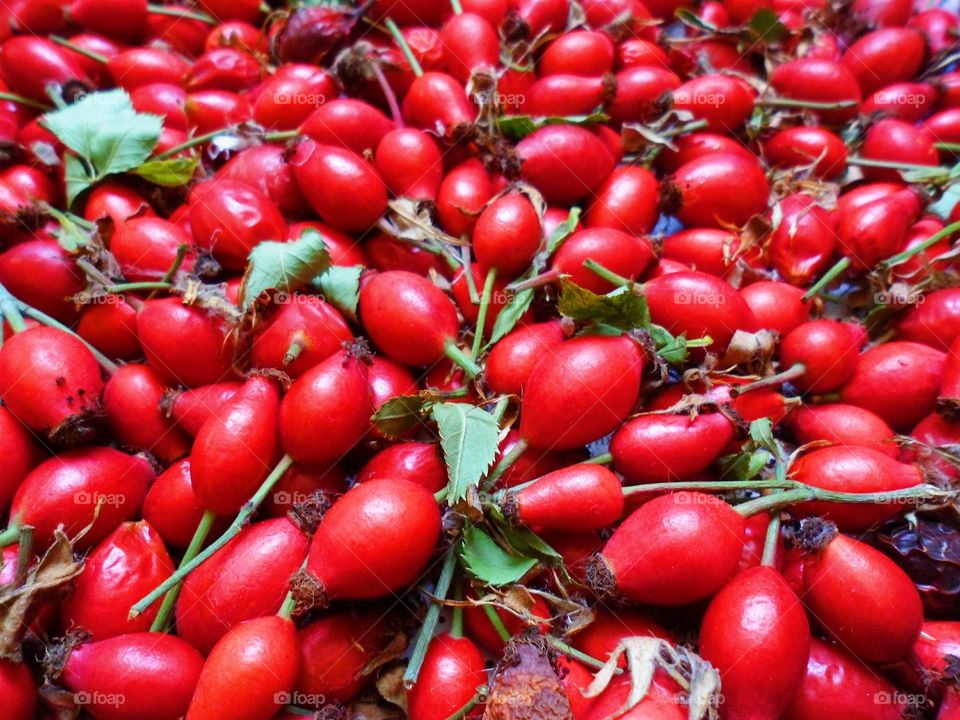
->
[0,0,959,717]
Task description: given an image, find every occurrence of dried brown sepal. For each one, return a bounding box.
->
[483,631,573,720]
[38,682,83,720]
[584,553,617,601]
[288,569,329,619]
[0,529,84,661]
[720,329,778,372]
[582,637,721,720]
[42,629,91,682]
[784,517,839,555]
[48,405,105,448]
[288,490,335,536]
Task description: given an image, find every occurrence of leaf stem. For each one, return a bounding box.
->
[882,220,960,268]
[105,281,174,293]
[444,339,482,379]
[622,479,794,496]
[147,3,216,22]
[278,557,309,620]
[155,129,227,159]
[0,92,50,111]
[484,437,528,489]
[471,267,498,359]
[546,636,608,670]
[129,454,294,618]
[583,258,632,288]
[262,129,300,142]
[149,510,216,633]
[404,550,459,687]
[846,156,947,175]
[15,301,119,373]
[506,268,561,293]
[756,97,859,110]
[384,18,424,77]
[450,576,464,639]
[731,363,806,395]
[732,483,949,517]
[585,452,613,465]
[49,36,108,64]
[0,282,27,334]
[450,0,464,12]
[760,512,780,567]
[0,522,21,549]
[482,603,511,644]
[803,257,850,301]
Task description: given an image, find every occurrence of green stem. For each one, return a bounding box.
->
[471,267,498,359]
[803,257,850,301]
[444,339,482,379]
[15,302,119,373]
[506,268,561,293]
[434,487,449,504]
[462,252,479,304]
[13,526,32,587]
[445,692,484,720]
[622,479,794,496]
[661,119,708,137]
[263,129,300,142]
[450,0,463,12]
[760,512,780,567]
[883,220,960,268]
[846,157,947,174]
[149,510,216,633]
[155,244,189,292]
[0,92,50,111]
[147,3,216,22]
[384,18,424,77]
[278,557,309,620]
[0,522,21,549]
[583,258,632,287]
[936,142,960,152]
[585,452,613,465]
[0,283,26,333]
[757,97,859,110]
[546,636,608,670]
[450,576,464,639]
[404,550,458,687]
[733,483,948,517]
[155,129,227,159]
[484,437,528,489]
[105,281,173,293]
[130,455,294,618]
[49,36,108,64]
[482,603,511,644]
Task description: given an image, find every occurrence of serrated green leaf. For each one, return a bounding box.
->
[499,113,610,140]
[239,228,330,310]
[371,394,429,438]
[487,506,563,563]
[314,264,363,323]
[130,155,200,187]
[488,288,534,345]
[460,524,538,586]
[44,90,163,205]
[431,403,500,506]
[559,280,650,330]
[748,418,777,453]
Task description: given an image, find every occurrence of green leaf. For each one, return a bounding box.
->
[130,155,200,187]
[719,449,771,481]
[544,206,581,258]
[314,264,363,323]
[371,394,429,439]
[649,325,688,364]
[748,418,777,454]
[431,403,500,506]
[43,89,163,205]
[487,506,563,563]
[746,8,787,43]
[499,113,609,140]
[239,228,331,310]
[488,288,534,345]
[558,280,650,331]
[460,524,537,586]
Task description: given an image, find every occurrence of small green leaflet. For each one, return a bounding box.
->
[488,288,534,345]
[676,7,786,45]
[371,394,429,439]
[559,280,650,331]
[431,402,500,506]
[499,113,610,140]
[460,524,537,586]
[748,418,778,454]
[43,90,163,205]
[239,228,331,310]
[130,155,200,187]
[486,505,562,563]
[487,207,581,346]
[313,264,363,323]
